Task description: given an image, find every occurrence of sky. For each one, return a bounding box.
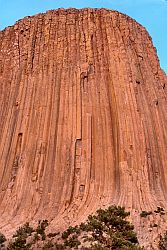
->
[0,0,166,73]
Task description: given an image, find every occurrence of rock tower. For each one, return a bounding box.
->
[0,8,167,248]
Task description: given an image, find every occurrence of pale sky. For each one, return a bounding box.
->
[0,0,166,73]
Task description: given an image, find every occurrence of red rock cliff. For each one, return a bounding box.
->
[0,8,167,248]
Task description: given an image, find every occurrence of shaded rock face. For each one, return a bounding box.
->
[0,8,167,248]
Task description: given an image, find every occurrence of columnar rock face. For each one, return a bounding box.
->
[0,8,167,248]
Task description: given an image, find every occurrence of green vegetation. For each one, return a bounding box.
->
[140,211,152,218]
[0,232,6,247]
[6,220,49,249]
[54,243,66,249]
[47,232,59,238]
[7,222,34,250]
[154,207,164,213]
[159,231,167,250]
[13,222,34,238]
[42,240,54,250]
[7,236,31,250]
[36,220,48,241]
[60,205,143,249]
[62,226,80,239]
[64,234,81,248]
[154,207,165,215]
[0,206,145,249]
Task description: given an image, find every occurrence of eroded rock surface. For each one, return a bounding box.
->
[0,8,167,249]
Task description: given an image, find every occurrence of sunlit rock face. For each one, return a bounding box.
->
[0,8,167,249]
